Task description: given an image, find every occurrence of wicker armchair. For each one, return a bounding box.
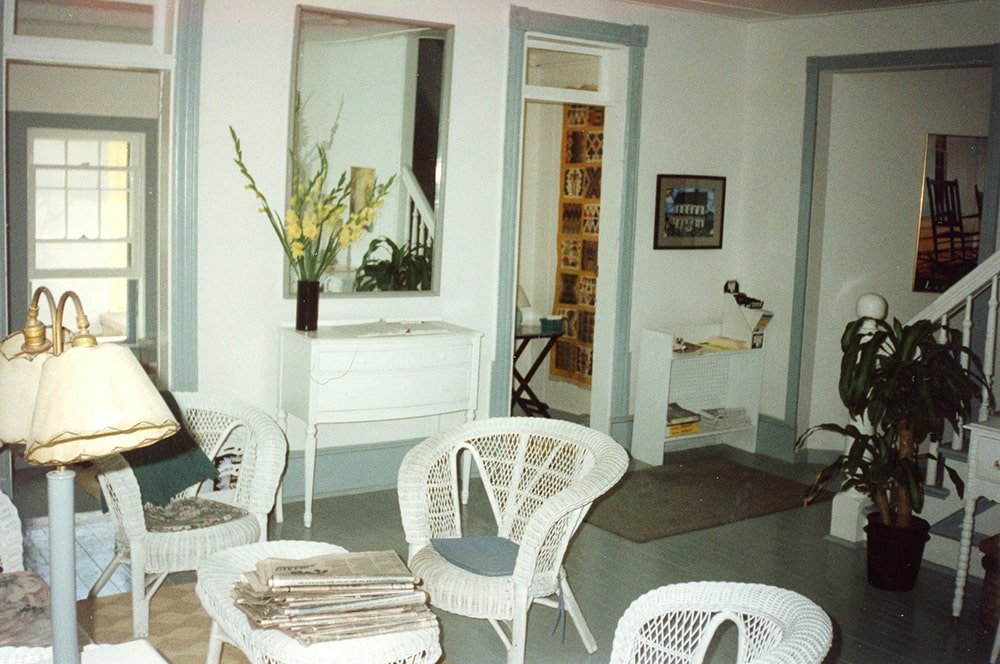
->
[89,392,288,638]
[0,488,23,573]
[609,582,833,664]
[397,417,628,664]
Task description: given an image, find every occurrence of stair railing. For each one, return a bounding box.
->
[400,166,435,255]
[906,251,1000,486]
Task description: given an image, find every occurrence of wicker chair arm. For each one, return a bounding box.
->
[0,489,24,572]
[172,392,288,518]
[94,453,149,539]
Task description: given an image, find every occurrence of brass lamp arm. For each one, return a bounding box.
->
[20,286,96,356]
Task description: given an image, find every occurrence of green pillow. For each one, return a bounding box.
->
[119,391,218,507]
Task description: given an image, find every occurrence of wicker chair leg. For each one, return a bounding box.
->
[205,620,225,664]
[508,597,530,664]
[130,563,149,638]
[87,550,126,599]
[560,574,597,653]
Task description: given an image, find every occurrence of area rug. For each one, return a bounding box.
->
[585,457,827,543]
[76,582,250,663]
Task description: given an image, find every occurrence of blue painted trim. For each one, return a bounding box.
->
[170,0,205,391]
[492,6,647,424]
[0,0,7,337]
[788,44,999,451]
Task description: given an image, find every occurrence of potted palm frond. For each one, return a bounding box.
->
[796,316,991,590]
[353,237,432,292]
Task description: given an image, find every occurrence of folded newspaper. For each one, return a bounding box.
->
[231,550,436,645]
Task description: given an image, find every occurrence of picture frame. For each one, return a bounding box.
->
[654,174,726,249]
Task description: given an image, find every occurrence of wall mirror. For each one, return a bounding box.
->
[913,133,988,292]
[288,7,452,296]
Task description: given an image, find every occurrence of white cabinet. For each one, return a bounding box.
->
[632,328,764,466]
[278,321,482,526]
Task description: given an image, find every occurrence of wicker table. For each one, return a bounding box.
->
[195,540,441,664]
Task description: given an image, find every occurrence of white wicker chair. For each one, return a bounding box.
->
[89,392,288,638]
[609,582,833,664]
[0,488,23,573]
[397,417,628,664]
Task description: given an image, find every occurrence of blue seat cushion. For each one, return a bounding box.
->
[430,536,519,577]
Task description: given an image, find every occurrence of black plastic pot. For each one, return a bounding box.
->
[864,512,931,591]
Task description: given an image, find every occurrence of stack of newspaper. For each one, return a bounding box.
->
[231,549,437,645]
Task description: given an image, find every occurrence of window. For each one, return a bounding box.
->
[27,128,145,341]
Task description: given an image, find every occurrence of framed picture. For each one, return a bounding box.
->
[654,174,726,249]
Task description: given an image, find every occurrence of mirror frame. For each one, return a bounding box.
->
[285,6,453,298]
[913,132,989,293]
[762,43,1000,461]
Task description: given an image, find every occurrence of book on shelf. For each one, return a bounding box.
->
[697,407,750,430]
[667,402,700,425]
[667,421,700,436]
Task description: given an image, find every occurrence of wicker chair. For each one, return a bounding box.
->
[397,417,628,664]
[0,487,23,573]
[89,392,288,638]
[609,582,833,664]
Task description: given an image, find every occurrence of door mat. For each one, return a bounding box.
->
[585,457,829,543]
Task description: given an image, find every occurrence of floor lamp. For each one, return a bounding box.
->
[0,287,178,664]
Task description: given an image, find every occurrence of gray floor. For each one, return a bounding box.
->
[267,445,997,664]
[9,444,997,663]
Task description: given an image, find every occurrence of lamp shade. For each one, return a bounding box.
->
[0,328,69,445]
[24,343,179,466]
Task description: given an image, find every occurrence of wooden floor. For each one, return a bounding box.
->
[267,445,996,664]
[11,444,997,663]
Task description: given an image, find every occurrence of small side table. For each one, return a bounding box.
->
[953,418,1000,663]
[196,540,441,664]
[511,326,562,417]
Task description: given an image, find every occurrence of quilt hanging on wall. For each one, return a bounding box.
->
[550,103,603,387]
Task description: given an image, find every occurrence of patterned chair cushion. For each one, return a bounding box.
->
[145,496,250,533]
[0,571,52,647]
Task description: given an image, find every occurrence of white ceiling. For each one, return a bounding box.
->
[623,0,975,21]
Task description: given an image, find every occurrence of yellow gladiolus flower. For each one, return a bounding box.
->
[290,241,305,259]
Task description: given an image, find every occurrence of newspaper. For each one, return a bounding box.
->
[256,550,417,588]
[231,549,438,645]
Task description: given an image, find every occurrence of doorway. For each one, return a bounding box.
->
[491,7,647,440]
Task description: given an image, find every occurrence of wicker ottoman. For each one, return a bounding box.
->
[196,540,441,664]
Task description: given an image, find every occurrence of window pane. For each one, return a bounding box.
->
[14,0,155,46]
[526,48,600,91]
[102,140,130,167]
[67,169,99,189]
[36,167,66,187]
[35,189,66,238]
[102,170,129,189]
[33,138,65,165]
[67,190,100,238]
[35,240,129,270]
[66,139,99,166]
[101,191,129,237]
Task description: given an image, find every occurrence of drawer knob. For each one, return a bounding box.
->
[994,460,1000,470]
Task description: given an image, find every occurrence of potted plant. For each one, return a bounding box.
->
[796,316,991,590]
[354,237,432,292]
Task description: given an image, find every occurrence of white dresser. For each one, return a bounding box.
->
[277,321,482,526]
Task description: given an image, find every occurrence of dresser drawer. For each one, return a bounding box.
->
[313,366,472,416]
[314,343,472,375]
[975,445,1000,486]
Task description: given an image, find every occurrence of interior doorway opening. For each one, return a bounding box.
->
[514,99,604,424]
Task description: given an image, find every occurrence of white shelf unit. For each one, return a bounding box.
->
[632,328,765,466]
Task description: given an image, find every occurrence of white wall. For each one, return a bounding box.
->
[800,67,992,445]
[740,2,999,442]
[194,0,999,456]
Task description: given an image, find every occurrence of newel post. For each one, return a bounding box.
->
[828,292,887,544]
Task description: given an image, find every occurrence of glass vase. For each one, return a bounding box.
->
[295,280,320,331]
